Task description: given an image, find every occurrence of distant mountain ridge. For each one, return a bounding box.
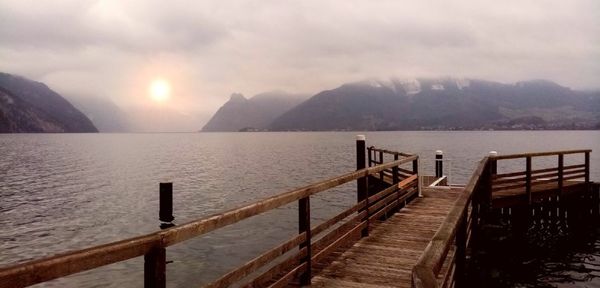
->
[203,78,600,131]
[268,78,600,131]
[201,90,308,131]
[0,72,98,133]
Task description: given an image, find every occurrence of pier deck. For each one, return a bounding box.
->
[312,187,461,287]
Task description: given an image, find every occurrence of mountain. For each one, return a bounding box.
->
[0,73,98,133]
[201,90,308,132]
[68,96,131,132]
[269,78,600,131]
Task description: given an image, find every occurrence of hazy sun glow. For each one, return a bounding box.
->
[149,79,171,102]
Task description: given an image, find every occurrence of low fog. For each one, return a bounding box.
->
[1,0,599,131]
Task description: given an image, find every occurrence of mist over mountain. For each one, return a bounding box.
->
[68,96,131,132]
[201,91,308,132]
[194,78,600,132]
[268,78,600,131]
[0,72,98,133]
[267,78,600,131]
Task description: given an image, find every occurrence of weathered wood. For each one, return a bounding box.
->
[585,151,590,183]
[368,147,415,158]
[162,157,416,247]
[526,156,532,204]
[205,233,307,288]
[244,248,307,288]
[558,154,564,196]
[267,263,307,288]
[0,234,160,288]
[298,197,311,285]
[144,247,166,288]
[0,153,417,288]
[312,211,366,256]
[454,212,467,287]
[311,201,365,237]
[379,151,385,180]
[412,158,489,287]
[491,149,591,160]
[363,176,370,237]
[159,183,174,223]
[313,188,461,288]
[369,188,418,221]
[312,221,367,264]
[393,154,400,185]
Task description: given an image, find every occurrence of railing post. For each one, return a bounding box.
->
[144,246,166,288]
[558,154,564,194]
[367,147,372,168]
[357,135,367,201]
[363,177,370,237]
[526,156,532,205]
[418,157,423,197]
[455,211,467,287]
[356,135,369,238]
[379,150,384,181]
[585,151,590,184]
[489,151,497,175]
[435,150,443,178]
[298,197,311,285]
[393,153,400,212]
[393,153,400,184]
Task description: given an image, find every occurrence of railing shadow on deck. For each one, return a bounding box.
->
[411,149,595,288]
[0,143,419,288]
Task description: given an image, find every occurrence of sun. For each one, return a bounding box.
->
[149,79,171,102]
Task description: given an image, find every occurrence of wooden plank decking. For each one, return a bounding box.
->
[492,181,587,208]
[311,187,462,287]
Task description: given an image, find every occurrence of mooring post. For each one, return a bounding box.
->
[356,135,369,237]
[435,150,443,178]
[159,183,174,224]
[298,196,311,285]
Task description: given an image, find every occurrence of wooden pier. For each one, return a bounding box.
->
[0,136,597,288]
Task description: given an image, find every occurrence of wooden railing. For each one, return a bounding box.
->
[490,150,590,204]
[368,147,418,184]
[0,148,419,288]
[412,149,593,288]
[412,157,489,288]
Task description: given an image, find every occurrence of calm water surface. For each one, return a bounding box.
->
[0,131,599,287]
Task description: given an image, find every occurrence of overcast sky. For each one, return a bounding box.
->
[1,0,599,129]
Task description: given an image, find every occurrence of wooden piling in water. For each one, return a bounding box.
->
[159,183,174,223]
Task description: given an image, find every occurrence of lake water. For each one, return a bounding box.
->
[0,131,599,287]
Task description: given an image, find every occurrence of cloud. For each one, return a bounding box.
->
[0,0,599,130]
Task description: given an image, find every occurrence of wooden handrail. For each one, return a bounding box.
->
[368,146,415,157]
[0,151,418,288]
[412,157,490,288]
[490,149,591,160]
[413,148,592,288]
